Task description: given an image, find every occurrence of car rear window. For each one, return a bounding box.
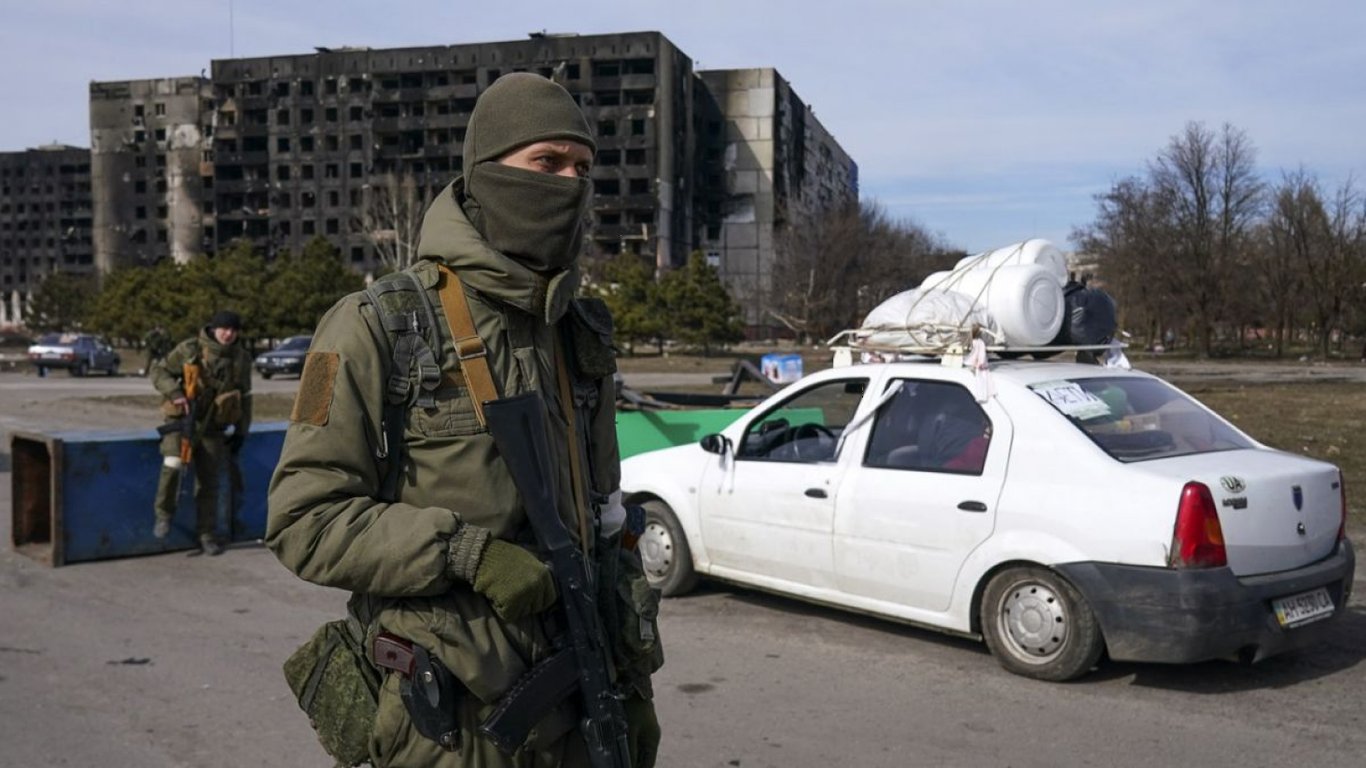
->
[279,337,312,351]
[1029,376,1254,462]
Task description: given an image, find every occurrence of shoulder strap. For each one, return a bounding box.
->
[360,271,443,501]
[435,265,500,429]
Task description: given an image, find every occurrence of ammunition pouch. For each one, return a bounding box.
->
[213,390,243,427]
[598,532,664,698]
[566,298,618,379]
[282,617,381,767]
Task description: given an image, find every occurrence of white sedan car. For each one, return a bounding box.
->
[621,359,1354,681]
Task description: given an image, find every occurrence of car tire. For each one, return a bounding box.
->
[638,500,698,597]
[981,566,1104,682]
[71,361,88,377]
[261,371,273,380]
[107,360,119,376]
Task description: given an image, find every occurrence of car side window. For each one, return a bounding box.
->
[737,378,867,463]
[864,380,992,475]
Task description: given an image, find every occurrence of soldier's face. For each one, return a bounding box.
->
[214,327,239,346]
[497,140,594,179]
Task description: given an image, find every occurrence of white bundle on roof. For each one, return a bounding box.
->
[852,239,1069,351]
[855,288,1001,350]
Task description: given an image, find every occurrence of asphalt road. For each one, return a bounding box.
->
[2,369,1365,767]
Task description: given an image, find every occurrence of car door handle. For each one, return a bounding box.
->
[957,500,987,512]
[805,488,828,499]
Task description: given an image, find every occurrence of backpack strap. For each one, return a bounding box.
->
[434,265,501,428]
[360,270,444,501]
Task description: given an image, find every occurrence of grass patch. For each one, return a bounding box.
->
[1178,380,1365,523]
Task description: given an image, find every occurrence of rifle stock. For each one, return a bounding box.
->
[482,393,631,768]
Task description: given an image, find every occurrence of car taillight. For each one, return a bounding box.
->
[1169,481,1227,568]
[1339,471,1348,542]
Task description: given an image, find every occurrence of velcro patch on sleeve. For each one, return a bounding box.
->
[291,352,339,426]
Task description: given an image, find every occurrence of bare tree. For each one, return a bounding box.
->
[769,201,954,342]
[1148,122,1264,355]
[353,172,426,273]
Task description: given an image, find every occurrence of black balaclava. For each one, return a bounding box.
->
[461,73,596,272]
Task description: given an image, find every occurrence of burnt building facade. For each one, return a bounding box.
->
[0,145,93,326]
[695,69,859,329]
[89,77,214,270]
[82,32,857,331]
[208,32,697,272]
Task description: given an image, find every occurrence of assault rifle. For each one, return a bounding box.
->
[481,393,631,768]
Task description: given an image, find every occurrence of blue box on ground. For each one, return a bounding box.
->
[760,353,803,384]
[10,423,286,566]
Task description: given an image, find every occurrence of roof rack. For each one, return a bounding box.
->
[826,327,1124,368]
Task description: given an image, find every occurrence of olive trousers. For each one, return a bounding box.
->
[154,431,227,538]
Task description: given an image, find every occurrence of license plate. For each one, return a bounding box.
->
[1272,587,1335,628]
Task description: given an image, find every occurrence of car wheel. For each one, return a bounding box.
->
[107,360,119,376]
[981,566,1104,681]
[261,371,272,379]
[71,361,88,377]
[638,500,698,597]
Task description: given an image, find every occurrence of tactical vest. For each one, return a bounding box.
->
[358,262,618,512]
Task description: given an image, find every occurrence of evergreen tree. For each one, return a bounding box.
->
[658,252,744,355]
[25,271,96,334]
[594,252,664,355]
[261,237,365,340]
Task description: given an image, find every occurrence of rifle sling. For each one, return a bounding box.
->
[434,265,500,429]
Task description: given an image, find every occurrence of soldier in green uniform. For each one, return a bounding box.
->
[267,74,662,767]
[142,324,172,377]
[150,310,253,555]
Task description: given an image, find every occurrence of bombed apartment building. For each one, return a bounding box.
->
[208,32,697,272]
[89,77,214,271]
[0,145,94,326]
[79,32,858,333]
[695,69,859,330]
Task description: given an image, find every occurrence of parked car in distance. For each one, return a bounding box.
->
[621,358,1355,681]
[27,333,121,376]
[254,335,312,379]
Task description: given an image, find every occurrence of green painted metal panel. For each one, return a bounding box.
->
[615,409,747,459]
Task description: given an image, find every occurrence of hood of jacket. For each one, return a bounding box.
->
[415,178,579,325]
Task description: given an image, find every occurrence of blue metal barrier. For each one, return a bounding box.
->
[10,423,287,566]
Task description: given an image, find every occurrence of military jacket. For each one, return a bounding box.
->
[266,180,622,765]
[150,329,253,435]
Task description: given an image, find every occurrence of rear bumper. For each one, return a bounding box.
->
[1055,539,1355,664]
[255,359,303,375]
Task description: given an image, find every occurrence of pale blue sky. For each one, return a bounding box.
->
[4,1,1363,253]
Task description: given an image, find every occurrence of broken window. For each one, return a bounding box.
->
[326,218,339,234]
[596,91,620,106]
[592,61,621,78]
[324,78,338,95]
[328,190,340,206]
[301,108,314,124]
[598,150,620,166]
[594,179,620,196]
[597,119,616,137]
[134,180,146,193]
[567,64,581,80]
[624,89,653,105]
[599,212,621,225]
[325,135,339,151]
[277,137,291,152]
[135,206,146,219]
[350,163,362,178]
[326,107,338,122]
[302,191,316,208]
[275,82,290,97]
[302,220,315,235]
[325,163,339,178]
[154,103,166,116]
[277,165,291,181]
[301,164,314,180]
[626,148,645,165]
[276,109,290,126]
[631,119,646,136]
[300,136,314,152]
[301,80,314,96]
[350,134,363,150]
[629,179,650,196]
[134,104,145,118]
[349,106,364,121]
[351,246,364,262]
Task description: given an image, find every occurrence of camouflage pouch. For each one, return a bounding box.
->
[597,537,664,697]
[566,298,618,379]
[283,618,381,767]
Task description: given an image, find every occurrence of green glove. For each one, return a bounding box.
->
[471,539,557,622]
[624,693,660,767]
